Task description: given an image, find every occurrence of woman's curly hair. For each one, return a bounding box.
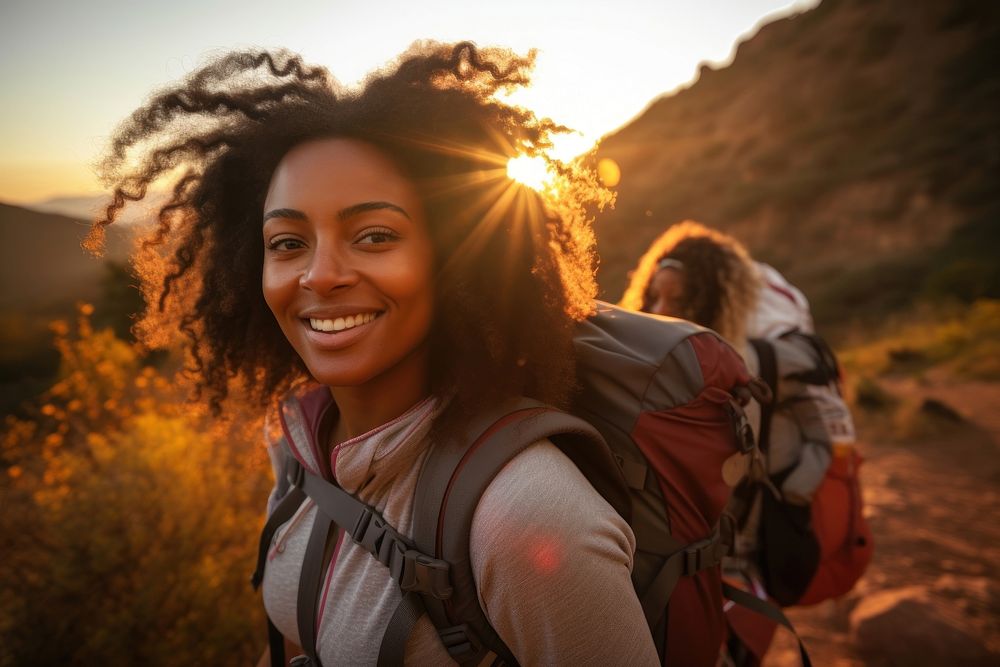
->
[88,42,605,423]
[619,221,760,348]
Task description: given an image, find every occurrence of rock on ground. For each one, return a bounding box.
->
[849,585,998,666]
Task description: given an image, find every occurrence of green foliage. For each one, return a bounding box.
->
[93,261,146,342]
[811,211,1000,334]
[839,299,1000,381]
[920,211,1000,304]
[0,258,149,416]
[924,258,998,302]
[811,255,927,333]
[0,307,270,666]
[0,313,59,416]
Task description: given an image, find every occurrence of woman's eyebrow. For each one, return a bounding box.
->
[262,202,412,225]
[262,208,307,224]
[338,201,412,222]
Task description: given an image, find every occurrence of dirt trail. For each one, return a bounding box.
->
[767,375,1000,666]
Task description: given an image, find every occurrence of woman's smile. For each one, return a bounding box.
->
[298,310,385,351]
[306,311,381,333]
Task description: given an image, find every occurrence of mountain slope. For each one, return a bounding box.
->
[0,203,130,312]
[593,0,1000,326]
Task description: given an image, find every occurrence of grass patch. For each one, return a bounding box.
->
[839,299,1000,381]
[810,211,1000,337]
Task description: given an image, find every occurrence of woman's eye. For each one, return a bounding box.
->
[356,227,400,245]
[267,237,305,252]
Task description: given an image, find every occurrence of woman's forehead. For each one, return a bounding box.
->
[265,138,422,212]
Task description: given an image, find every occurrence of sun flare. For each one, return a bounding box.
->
[506,155,550,191]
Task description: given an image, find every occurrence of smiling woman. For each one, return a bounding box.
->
[88,42,656,666]
[88,44,599,423]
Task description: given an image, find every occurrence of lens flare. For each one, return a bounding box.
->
[506,155,550,191]
[597,158,621,187]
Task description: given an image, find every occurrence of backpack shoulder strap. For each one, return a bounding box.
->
[253,435,459,667]
[722,582,813,667]
[401,398,625,666]
[781,331,842,387]
[749,338,778,455]
[252,437,306,590]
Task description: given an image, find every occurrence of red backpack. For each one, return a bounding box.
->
[252,302,808,666]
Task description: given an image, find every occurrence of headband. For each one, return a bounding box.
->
[656,258,684,272]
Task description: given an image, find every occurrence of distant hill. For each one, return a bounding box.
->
[26,195,109,222]
[594,0,1000,327]
[26,192,169,226]
[0,203,131,312]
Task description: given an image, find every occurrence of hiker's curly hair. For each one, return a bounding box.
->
[619,221,760,347]
[88,42,606,422]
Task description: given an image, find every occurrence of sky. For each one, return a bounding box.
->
[0,0,818,203]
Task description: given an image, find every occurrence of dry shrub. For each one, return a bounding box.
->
[0,305,271,666]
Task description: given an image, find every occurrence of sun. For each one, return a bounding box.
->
[506,155,550,191]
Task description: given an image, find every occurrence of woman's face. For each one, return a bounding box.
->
[262,138,434,389]
[645,267,686,318]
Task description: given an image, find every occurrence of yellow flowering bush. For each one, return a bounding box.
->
[1,305,272,666]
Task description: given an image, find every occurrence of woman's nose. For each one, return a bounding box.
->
[299,246,359,293]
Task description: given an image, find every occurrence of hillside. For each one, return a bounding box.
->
[0,203,130,312]
[593,0,1000,328]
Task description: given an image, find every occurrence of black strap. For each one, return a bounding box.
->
[268,617,285,667]
[299,468,453,600]
[253,453,307,666]
[295,510,335,666]
[731,339,779,534]
[749,338,778,456]
[252,456,306,590]
[253,448,455,666]
[639,518,732,628]
[377,591,426,667]
[722,582,812,667]
[293,466,453,666]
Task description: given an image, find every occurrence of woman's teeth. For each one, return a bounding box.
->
[309,312,378,332]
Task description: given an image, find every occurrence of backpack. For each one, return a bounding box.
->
[746,262,814,339]
[747,333,873,608]
[251,302,801,666]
